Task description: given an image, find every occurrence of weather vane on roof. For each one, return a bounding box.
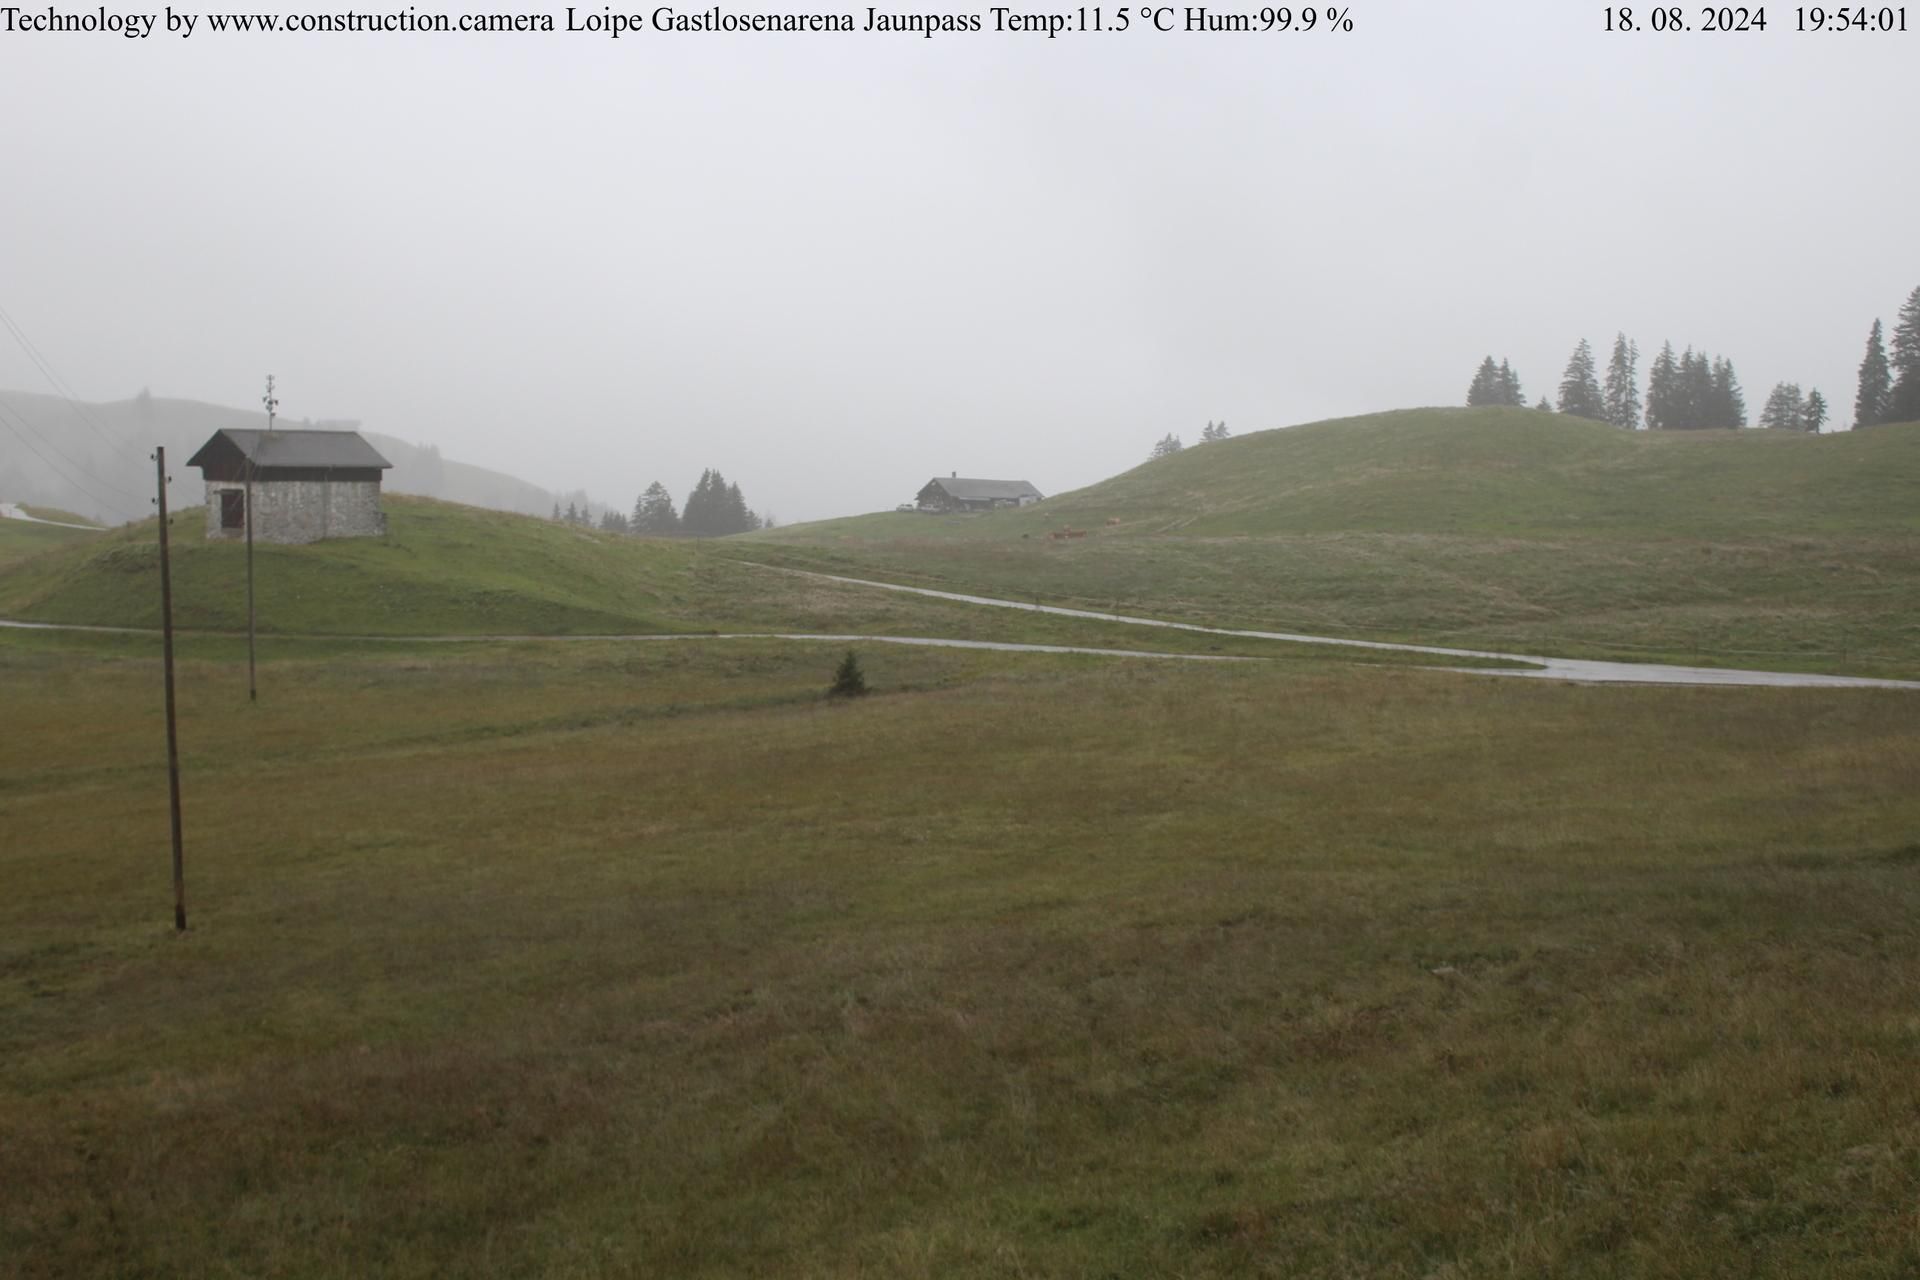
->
[263,374,278,433]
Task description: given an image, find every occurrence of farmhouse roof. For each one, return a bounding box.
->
[926,477,1042,501]
[187,428,391,471]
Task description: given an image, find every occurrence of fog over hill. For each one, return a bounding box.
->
[0,388,563,524]
[5,8,1915,525]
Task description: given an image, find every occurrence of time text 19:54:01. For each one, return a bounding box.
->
[1602,6,1907,29]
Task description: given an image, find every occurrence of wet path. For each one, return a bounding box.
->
[0,617,1244,662]
[745,565,1920,691]
[0,502,100,531]
[7,570,1916,689]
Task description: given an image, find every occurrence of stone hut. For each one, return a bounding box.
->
[187,428,392,544]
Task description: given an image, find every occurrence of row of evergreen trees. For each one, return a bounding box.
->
[550,469,769,537]
[1464,358,1529,409]
[1757,384,1829,433]
[1148,420,1231,460]
[1471,337,1753,430]
[1469,283,1920,433]
[1644,343,1748,430]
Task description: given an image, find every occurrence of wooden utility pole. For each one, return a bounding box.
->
[248,374,277,702]
[154,448,187,932]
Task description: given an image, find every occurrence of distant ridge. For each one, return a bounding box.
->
[0,388,559,524]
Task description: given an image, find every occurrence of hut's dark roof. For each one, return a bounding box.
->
[187,429,391,471]
[924,477,1042,501]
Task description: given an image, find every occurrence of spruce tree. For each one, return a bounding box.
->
[1804,389,1828,433]
[1759,382,1806,431]
[1710,357,1746,428]
[633,481,680,535]
[1676,349,1700,428]
[687,470,721,537]
[1536,395,1553,412]
[1856,319,1892,427]
[724,481,754,535]
[1466,357,1499,406]
[565,500,578,524]
[551,502,561,522]
[1149,433,1184,460]
[1603,333,1641,430]
[678,471,758,536]
[1677,348,1715,429]
[1556,339,1606,421]
[1496,359,1524,407]
[681,470,711,536]
[828,650,868,698]
[1888,285,1920,423]
[1645,341,1679,430]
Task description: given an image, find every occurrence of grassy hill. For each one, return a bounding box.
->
[0,516,100,565]
[1054,408,1920,537]
[743,409,1920,676]
[0,495,689,635]
[777,409,1920,540]
[0,494,1455,662]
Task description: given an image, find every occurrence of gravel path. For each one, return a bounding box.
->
[0,502,100,530]
[6,565,1914,691]
[743,564,1920,691]
[0,618,1245,662]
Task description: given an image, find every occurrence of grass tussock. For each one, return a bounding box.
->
[2,632,1918,1275]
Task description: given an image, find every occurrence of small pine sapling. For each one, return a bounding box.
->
[829,650,868,698]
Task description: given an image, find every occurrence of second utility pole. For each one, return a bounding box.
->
[154,448,187,931]
[249,374,277,702]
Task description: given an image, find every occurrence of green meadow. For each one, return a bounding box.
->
[744,410,1920,677]
[4,408,1919,1276]
[0,511,100,565]
[0,494,1506,667]
[3,629,1918,1277]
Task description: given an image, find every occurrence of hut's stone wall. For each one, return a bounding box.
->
[204,478,387,544]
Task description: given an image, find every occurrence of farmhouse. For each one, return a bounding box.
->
[916,474,1043,513]
[187,428,392,545]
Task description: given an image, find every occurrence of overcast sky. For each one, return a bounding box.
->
[2,1,1915,521]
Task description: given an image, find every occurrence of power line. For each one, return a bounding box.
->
[0,393,144,497]
[0,298,140,453]
[0,406,129,513]
[0,399,140,512]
